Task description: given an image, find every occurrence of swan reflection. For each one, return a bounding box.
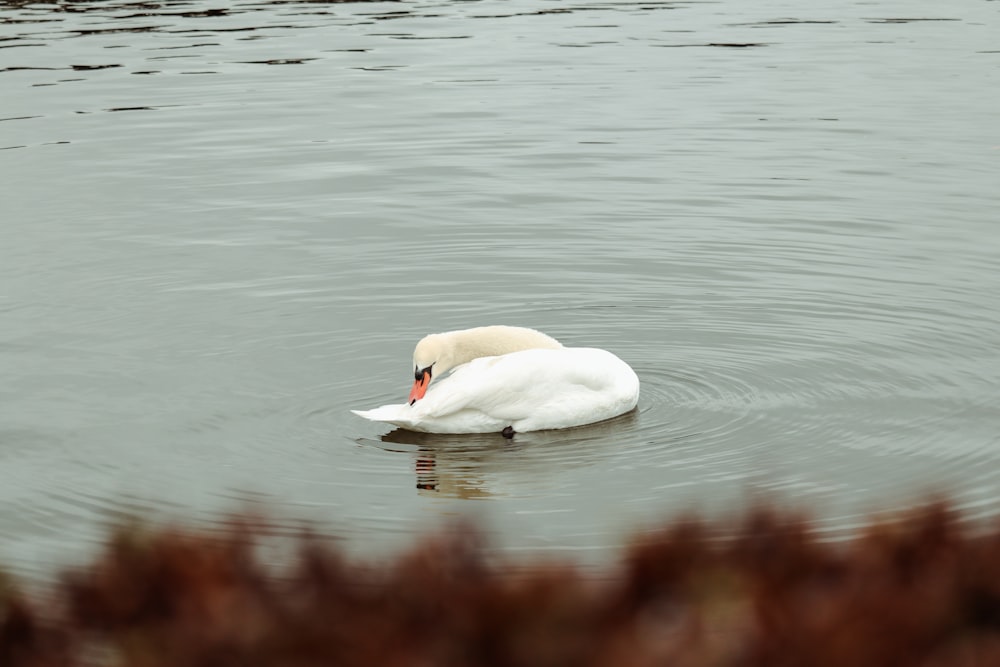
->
[375,411,639,498]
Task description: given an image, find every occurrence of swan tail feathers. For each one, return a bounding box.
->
[352,404,421,429]
[353,405,405,420]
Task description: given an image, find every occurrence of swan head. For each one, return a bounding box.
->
[406,326,563,405]
[408,333,454,405]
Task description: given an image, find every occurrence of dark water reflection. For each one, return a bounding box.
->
[374,411,640,498]
[2,0,999,578]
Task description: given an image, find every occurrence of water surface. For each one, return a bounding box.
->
[2,0,999,578]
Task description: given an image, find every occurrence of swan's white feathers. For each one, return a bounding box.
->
[413,325,562,376]
[352,327,639,434]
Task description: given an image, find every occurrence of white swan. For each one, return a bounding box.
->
[352,325,639,435]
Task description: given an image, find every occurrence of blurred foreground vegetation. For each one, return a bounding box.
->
[2,503,1000,666]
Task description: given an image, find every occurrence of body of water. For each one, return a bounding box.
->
[2,0,999,578]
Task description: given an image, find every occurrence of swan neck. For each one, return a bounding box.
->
[437,326,563,372]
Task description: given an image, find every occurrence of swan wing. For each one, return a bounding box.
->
[353,347,638,434]
[411,347,637,430]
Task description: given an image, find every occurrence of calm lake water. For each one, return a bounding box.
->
[2,0,999,578]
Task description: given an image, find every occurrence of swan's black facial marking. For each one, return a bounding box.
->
[414,365,433,382]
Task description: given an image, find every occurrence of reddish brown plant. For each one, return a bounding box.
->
[2,502,1000,667]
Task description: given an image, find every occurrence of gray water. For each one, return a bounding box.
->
[2,0,999,579]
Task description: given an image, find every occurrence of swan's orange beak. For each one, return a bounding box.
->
[409,370,430,405]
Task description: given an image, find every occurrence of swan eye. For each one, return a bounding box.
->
[414,365,433,381]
